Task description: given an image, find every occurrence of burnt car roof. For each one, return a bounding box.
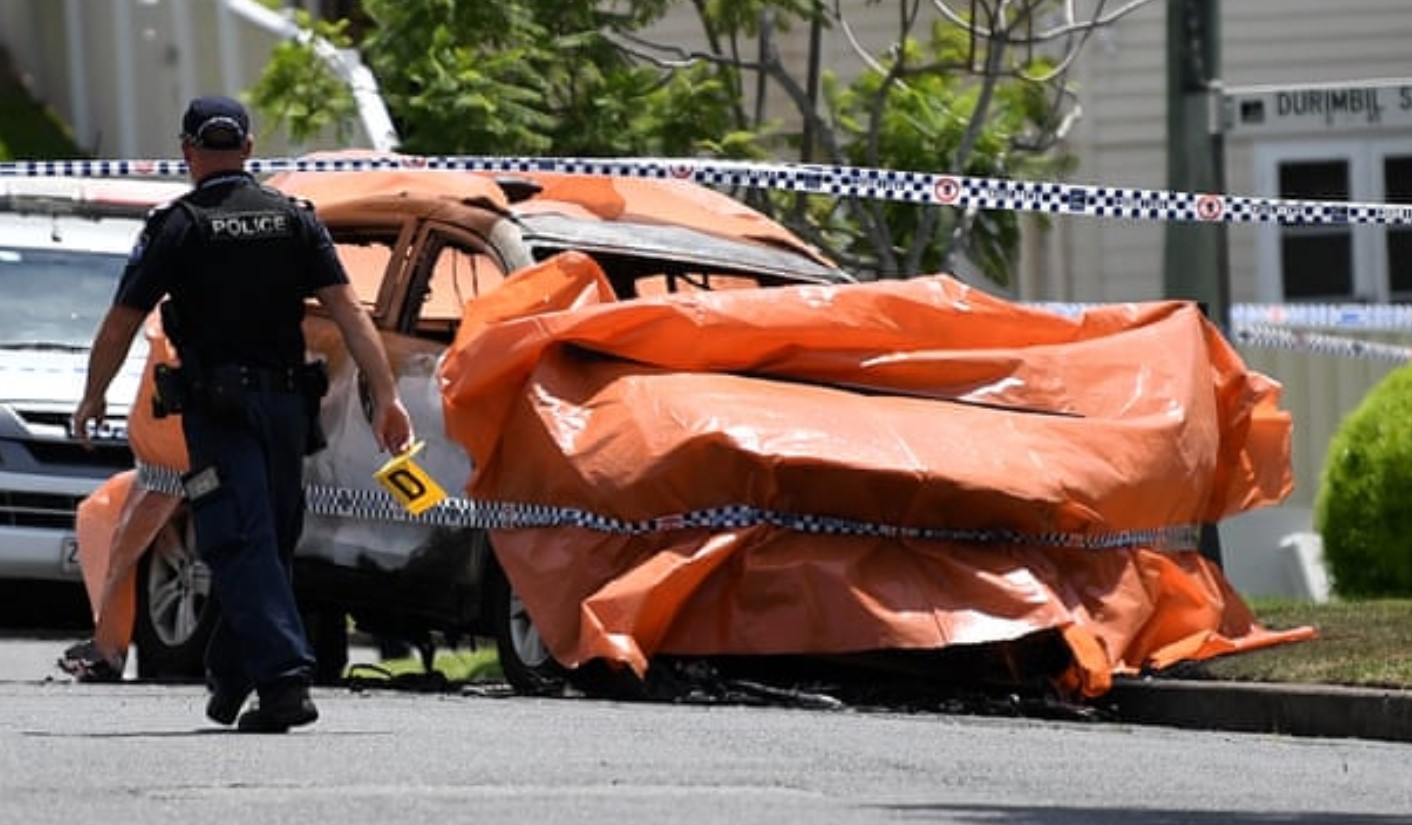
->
[266,155,851,287]
[516,212,849,286]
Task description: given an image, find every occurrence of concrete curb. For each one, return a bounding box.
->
[1103,678,1412,743]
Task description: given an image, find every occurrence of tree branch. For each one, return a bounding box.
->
[929,0,1156,45]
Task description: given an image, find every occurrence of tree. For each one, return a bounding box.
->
[254,1,1157,284]
[248,13,360,147]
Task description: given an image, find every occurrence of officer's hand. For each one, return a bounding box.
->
[374,397,415,455]
[72,395,106,451]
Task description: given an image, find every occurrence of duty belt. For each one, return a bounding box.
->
[208,363,303,393]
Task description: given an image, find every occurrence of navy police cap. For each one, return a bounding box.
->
[181,95,250,150]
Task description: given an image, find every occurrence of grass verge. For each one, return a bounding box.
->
[1195,598,1412,690]
[347,645,502,684]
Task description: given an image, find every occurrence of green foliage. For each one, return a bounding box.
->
[251,1,1089,284]
[354,646,503,683]
[248,13,359,146]
[357,0,556,154]
[0,48,85,159]
[811,17,1072,282]
[1316,366,1412,597]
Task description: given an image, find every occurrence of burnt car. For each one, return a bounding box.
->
[433,264,1311,703]
[77,165,853,690]
[79,162,1309,705]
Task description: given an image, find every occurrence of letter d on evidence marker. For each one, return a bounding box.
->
[373,441,447,515]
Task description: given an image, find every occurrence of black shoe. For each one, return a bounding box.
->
[206,686,250,726]
[236,682,319,733]
[56,639,124,683]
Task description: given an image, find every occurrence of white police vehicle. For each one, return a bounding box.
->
[0,177,185,595]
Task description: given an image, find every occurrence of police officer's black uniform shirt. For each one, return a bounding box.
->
[116,171,349,369]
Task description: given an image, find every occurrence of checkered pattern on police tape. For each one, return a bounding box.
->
[1233,326,1412,364]
[134,461,1200,552]
[9,154,1412,227]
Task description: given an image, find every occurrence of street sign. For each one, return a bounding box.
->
[1223,79,1412,136]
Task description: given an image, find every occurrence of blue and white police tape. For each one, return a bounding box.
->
[1233,325,1412,364]
[135,462,1201,553]
[1033,301,1412,363]
[1046,301,1412,334]
[1231,303,1412,333]
[4,153,1412,227]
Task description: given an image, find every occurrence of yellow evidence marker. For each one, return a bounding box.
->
[373,441,447,515]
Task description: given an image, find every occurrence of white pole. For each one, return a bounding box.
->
[216,0,244,96]
[169,0,197,108]
[62,0,91,150]
[112,0,140,158]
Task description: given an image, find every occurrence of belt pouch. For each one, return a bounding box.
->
[203,365,250,423]
[152,363,188,418]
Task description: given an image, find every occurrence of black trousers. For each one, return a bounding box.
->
[180,381,315,694]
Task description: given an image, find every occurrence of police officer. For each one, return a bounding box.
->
[73,95,414,732]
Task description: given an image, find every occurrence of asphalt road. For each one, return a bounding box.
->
[3,634,1411,825]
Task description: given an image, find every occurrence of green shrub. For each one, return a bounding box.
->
[1316,365,1412,597]
[0,47,85,160]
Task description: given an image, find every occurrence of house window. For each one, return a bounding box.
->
[1386,154,1412,298]
[1279,160,1353,299]
[1258,139,1412,303]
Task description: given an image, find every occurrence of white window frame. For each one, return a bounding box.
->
[1369,137,1412,302]
[1253,137,1412,303]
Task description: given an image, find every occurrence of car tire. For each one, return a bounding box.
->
[134,507,216,681]
[486,550,566,696]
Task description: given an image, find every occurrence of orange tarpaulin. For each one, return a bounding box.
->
[441,258,1311,696]
[77,179,1312,697]
[76,470,181,658]
[76,313,187,655]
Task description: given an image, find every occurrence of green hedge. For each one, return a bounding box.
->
[0,47,85,160]
[1316,365,1412,597]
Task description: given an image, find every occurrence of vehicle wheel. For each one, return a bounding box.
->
[134,507,217,681]
[486,552,566,696]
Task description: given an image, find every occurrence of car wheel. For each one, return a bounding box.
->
[134,507,216,681]
[486,552,566,696]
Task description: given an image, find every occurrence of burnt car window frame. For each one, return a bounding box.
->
[398,220,514,339]
[313,215,420,329]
